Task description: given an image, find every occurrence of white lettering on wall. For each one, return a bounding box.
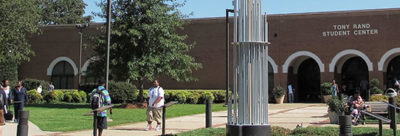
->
[322,23,378,37]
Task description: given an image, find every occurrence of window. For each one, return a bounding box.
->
[51,61,74,89]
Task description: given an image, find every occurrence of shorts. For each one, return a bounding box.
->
[147,107,162,123]
[97,116,107,129]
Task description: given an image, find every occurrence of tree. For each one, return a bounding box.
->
[0,0,42,82]
[38,0,91,25]
[89,0,202,102]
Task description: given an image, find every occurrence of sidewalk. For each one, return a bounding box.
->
[56,103,328,136]
[3,120,57,136]
[3,103,329,136]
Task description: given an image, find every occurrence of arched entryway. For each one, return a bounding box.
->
[51,61,75,89]
[386,56,400,88]
[283,51,324,103]
[340,57,369,98]
[296,58,321,102]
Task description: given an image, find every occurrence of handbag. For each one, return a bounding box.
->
[4,105,13,121]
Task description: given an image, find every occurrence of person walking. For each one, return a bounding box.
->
[287,83,294,103]
[1,80,10,114]
[90,81,112,136]
[9,81,28,123]
[145,79,165,131]
[0,86,7,126]
[332,80,339,97]
[0,86,6,136]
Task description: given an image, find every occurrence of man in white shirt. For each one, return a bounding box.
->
[145,79,164,131]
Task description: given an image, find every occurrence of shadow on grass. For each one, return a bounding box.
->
[354,132,377,136]
[26,103,89,109]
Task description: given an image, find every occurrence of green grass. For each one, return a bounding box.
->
[178,127,400,136]
[178,128,225,136]
[13,103,226,132]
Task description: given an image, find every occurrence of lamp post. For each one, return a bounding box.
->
[76,23,89,87]
[106,0,111,90]
[226,9,234,106]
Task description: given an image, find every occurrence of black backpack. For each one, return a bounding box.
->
[91,89,105,110]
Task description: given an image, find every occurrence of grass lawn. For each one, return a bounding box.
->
[178,127,400,136]
[14,103,226,132]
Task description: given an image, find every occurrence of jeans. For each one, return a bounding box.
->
[14,103,24,120]
[288,93,294,103]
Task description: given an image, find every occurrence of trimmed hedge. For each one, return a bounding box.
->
[27,89,87,104]
[144,90,225,104]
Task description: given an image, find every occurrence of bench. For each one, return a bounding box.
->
[365,101,388,115]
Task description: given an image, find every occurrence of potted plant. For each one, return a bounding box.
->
[321,82,333,103]
[272,86,285,104]
[327,97,346,124]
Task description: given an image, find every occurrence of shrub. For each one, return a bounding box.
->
[327,97,345,114]
[27,89,43,104]
[213,90,226,103]
[108,81,137,103]
[64,91,73,103]
[71,91,82,102]
[187,92,201,104]
[199,91,215,104]
[43,91,57,103]
[23,78,50,91]
[370,94,388,102]
[79,91,87,103]
[175,91,188,103]
[370,78,380,87]
[54,90,64,102]
[369,86,383,94]
[321,82,333,95]
[272,86,285,98]
[271,126,291,136]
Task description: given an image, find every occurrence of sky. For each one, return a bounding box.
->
[83,0,400,22]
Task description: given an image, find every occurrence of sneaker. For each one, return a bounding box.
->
[155,125,161,131]
[145,124,152,131]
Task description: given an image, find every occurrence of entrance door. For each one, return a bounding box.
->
[386,56,400,88]
[297,58,321,102]
[341,57,369,98]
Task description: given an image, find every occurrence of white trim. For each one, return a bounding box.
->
[378,48,400,72]
[81,57,99,76]
[268,56,278,73]
[282,51,325,73]
[47,57,78,76]
[329,49,373,73]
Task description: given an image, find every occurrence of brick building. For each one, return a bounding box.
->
[20,8,400,102]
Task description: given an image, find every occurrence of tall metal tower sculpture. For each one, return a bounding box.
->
[227,0,270,135]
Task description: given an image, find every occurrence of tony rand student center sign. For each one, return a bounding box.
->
[322,23,379,37]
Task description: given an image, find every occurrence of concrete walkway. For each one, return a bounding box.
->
[9,103,380,136]
[52,103,328,136]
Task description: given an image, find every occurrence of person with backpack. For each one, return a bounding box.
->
[145,79,165,131]
[9,81,28,123]
[90,81,111,136]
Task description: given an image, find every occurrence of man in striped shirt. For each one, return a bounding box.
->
[90,81,112,136]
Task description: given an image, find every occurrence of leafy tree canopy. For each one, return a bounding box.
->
[39,0,91,25]
[89,0,201,102]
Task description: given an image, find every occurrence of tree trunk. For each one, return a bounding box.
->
[137,78,145,102]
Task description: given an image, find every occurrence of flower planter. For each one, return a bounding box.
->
[323,95,332,103]
[328,111,339,124]
[275,95,285,104]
